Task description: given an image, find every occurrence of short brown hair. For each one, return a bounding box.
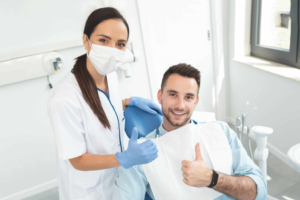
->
[161,63,201,94]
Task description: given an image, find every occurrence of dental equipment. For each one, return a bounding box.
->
[235,116,242,140]
[241,114,246,143]
[235,124,273,185]
[287,143,300,173]
[119,43,139,78]
[247,125,254,160]
[252,126,273,186]
[0,52,64,87]
[234,102,274,185]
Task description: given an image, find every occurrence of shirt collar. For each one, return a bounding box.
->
[158,119,197,136]
[158,123,168,137]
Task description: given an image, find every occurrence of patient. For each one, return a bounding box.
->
[113,63,267,200]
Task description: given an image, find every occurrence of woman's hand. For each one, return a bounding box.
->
[128,96,162,115]
[116,127,158,169]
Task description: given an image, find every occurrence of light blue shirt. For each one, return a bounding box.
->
[113,121,267,200]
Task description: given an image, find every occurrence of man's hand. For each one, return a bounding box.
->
[181,142,213,187]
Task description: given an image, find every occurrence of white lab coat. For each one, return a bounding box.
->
[47,71,125,200]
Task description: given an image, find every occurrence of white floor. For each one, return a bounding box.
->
[22,126,300,200]
[266,153,300,200]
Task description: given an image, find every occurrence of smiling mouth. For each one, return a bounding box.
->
[172,111,186,116]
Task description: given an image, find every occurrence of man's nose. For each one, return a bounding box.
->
[174,98,185,110]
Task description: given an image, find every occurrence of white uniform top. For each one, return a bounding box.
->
[47,71,125,200]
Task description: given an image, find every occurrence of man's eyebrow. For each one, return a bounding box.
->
[186,93,195,97]
[167,90,178,93]
[166,90,196,96]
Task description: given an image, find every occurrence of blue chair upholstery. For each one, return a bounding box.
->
[124,106,163,200]
[145,193,153,200]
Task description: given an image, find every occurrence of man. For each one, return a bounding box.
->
[113,63,267,200]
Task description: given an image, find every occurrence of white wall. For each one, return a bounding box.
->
[0,47,84,200]
[227,0,300,163]
[137,0,216,114]
[0,0,96,61]
[209,0,230,121]
[0,0,152,199]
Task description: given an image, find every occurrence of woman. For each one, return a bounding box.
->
[47,7,159,200]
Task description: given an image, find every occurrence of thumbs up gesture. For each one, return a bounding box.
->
[181,143,213,188]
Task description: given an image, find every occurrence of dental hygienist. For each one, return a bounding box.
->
[47,7,159,200]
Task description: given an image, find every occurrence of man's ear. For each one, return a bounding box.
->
[157,89,162,104]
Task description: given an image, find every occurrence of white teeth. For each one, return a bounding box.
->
[173,111,185,115]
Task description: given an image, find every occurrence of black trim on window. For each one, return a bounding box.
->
[251,0,300,69]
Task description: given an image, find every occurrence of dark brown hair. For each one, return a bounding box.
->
[161,63,201,94]
[73,7,129,129]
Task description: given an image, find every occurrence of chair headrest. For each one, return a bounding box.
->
[124,106,163,139]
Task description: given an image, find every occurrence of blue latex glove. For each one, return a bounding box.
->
[129,96,162,115]
[116,127,158,169]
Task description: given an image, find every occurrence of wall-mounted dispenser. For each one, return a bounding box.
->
[119,43,138,78]
[0,52,63,87]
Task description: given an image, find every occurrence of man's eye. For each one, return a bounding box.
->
[170,94,176,97]
[186,96,193,100]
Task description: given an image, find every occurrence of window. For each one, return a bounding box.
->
[251,0,300,69]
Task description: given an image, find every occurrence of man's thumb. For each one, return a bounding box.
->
[195,142,203,161]
[130,127,139,141]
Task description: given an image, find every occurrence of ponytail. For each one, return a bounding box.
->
[73,54,111,129]
[72,7,130,130]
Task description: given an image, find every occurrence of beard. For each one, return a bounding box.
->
[162,103,191,127]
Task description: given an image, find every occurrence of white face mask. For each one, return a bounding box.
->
[86,36,125,75]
